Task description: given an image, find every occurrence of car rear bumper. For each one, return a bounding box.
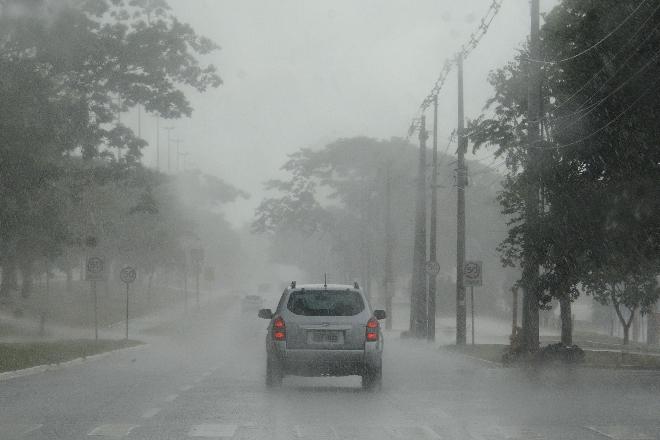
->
[273,346,381,376]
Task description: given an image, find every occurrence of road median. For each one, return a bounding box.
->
[442,343,660,370]
[0,339,143,378]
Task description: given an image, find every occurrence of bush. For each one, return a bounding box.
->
[537,343,585,364]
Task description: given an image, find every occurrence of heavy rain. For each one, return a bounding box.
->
[0,0,659,439]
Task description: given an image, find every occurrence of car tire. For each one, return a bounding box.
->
[361,365,382,391]
[266,355,283,388]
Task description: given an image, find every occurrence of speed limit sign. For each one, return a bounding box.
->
[463,261,483,287]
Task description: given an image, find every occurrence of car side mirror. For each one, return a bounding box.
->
[374,309,386,320]
[258,308,273,319]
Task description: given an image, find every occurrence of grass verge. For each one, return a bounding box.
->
[443,343,660,370]
[0,339,142,373]
[442,344,506,364]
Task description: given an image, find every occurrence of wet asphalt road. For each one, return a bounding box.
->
[1,298,660,440]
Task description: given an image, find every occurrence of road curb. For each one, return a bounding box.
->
[0,343,147,383]
[439,347,505,368]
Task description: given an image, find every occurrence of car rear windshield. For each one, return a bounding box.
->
[287,290,365,316]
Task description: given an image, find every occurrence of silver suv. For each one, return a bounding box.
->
[258,282,386,390]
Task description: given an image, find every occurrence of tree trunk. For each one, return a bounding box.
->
[0,255,18,299]
[19,257,34,299]
[622,324,630,345]
[66,267,73,292]
[648,309,658,346]
[560,295,572,345]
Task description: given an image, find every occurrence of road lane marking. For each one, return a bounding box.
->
[163,394,178,402]
[585,425,654,440]
[88,424,139,437]
[141,408,161,419]
[0,424,44,437]
[179,385,193,391]
[390,426,441,439]
[188,424,237,438]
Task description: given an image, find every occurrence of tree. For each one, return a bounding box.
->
[253,136,509,311]
[469,0,660,348]
[0,0,222,301]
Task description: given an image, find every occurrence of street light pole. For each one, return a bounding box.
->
[164,126,174,173]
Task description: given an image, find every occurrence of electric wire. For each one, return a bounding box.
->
[526,0,652,65]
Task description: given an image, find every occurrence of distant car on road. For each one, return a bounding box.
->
[258,281,386,391]
[241,294,263,314]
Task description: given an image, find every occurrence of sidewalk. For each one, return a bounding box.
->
[0,288,231,343]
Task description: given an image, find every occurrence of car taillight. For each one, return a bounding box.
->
[366,317,379,342]
[273,317,286,341]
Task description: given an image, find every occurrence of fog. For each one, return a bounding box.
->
[1,0,660,439]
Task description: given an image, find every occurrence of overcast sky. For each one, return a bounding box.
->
[133,0,557,227]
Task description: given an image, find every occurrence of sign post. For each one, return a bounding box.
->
[120,266,137,339]
[86,256,107,341]
[463,261,483,345]
[190,248,204,310]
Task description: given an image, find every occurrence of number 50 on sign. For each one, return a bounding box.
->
[463,261,483,287]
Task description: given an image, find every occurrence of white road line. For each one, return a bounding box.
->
[179,385,193,391]
[141,408,161,419]
[293,425,304,438]
[188,423,238,438]
[88,424,139,437]
[585,425,654,440]
[163,394,178,402]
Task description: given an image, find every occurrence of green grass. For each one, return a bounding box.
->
[0,339,142,373]
[584,350,660,370]
[442,343,660,370]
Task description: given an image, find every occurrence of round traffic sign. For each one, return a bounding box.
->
[120,266,137,284]
[464,261,481,280]
[425,260,441,276]
[86,257,104,274]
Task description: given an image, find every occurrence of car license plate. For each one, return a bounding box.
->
[308,330,343,344]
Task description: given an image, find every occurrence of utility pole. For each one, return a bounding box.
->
[410,116,428,338]
[427,96,439,342]
[522,0,541,351]
[174,138,183,172]
[164,126,174,173]
[155,116,160,170]
[456,53,467,346]
[384,163,394,331]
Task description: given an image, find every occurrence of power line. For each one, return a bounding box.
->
[527,0,652,65]
[534,75,660,150]
[553,2,660,112]
[406,0,504,137]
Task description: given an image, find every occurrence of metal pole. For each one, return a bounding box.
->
[92,281,98,341]
[384,163,394,331]
[175,139,182,172]
[428,96,439,342]
[471,286,475,345]
[409,117,428,338]
[195,267,200,310]
[156,116,160,170]
[125,283,129,340]
[164,127,174,173]
[456,53,467,346]
[183,265,188,315]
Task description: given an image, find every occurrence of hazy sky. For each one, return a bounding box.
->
[133,0,557,227]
